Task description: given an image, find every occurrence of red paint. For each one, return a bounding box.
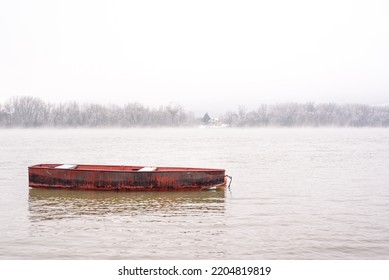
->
[28,164,226,191]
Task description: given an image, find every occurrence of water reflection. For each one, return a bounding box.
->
[29,188,225,222]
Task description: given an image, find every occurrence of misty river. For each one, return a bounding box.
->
[1,128,389,259]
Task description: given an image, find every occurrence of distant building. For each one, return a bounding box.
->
[202,113,211,124]
[200,112,228,127]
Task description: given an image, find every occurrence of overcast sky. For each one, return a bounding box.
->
[1,0,388,115]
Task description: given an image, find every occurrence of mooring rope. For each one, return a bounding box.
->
[225,175,232,191]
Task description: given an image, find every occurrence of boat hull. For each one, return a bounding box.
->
[28,164,226,191]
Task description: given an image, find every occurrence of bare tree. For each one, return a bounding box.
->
[1,96,389,127]
[123,103,149,126]
[81,103,109,127]
[0,103,8,126]
[3,96,48,127]
[166,103,181,125]
[220,111,238,126]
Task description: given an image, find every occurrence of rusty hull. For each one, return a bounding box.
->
[28,164,226,191]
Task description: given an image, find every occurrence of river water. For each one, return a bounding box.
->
[0,128,388,259]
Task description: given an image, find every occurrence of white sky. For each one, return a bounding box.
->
[1,0,388,115]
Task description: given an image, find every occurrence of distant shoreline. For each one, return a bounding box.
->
[1,96,388,128]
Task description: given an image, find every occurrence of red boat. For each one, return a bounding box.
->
[28,164,228,191]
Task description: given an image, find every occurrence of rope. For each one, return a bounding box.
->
[225,175,232,191]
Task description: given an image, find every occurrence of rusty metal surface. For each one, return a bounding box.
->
[28,164,226,191]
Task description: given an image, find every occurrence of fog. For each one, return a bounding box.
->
[1,96,388,127]
[1,1,389,116]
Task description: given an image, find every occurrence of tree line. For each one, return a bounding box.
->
[220,103,389,127]
[0,96,388,127]
[0,96,194,127]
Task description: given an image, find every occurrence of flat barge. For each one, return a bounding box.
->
[28,164,227,191]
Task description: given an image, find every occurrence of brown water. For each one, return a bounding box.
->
[1,128,389,259]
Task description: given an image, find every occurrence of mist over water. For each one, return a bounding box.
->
[1,128,389,259]
[1,96,389,127]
